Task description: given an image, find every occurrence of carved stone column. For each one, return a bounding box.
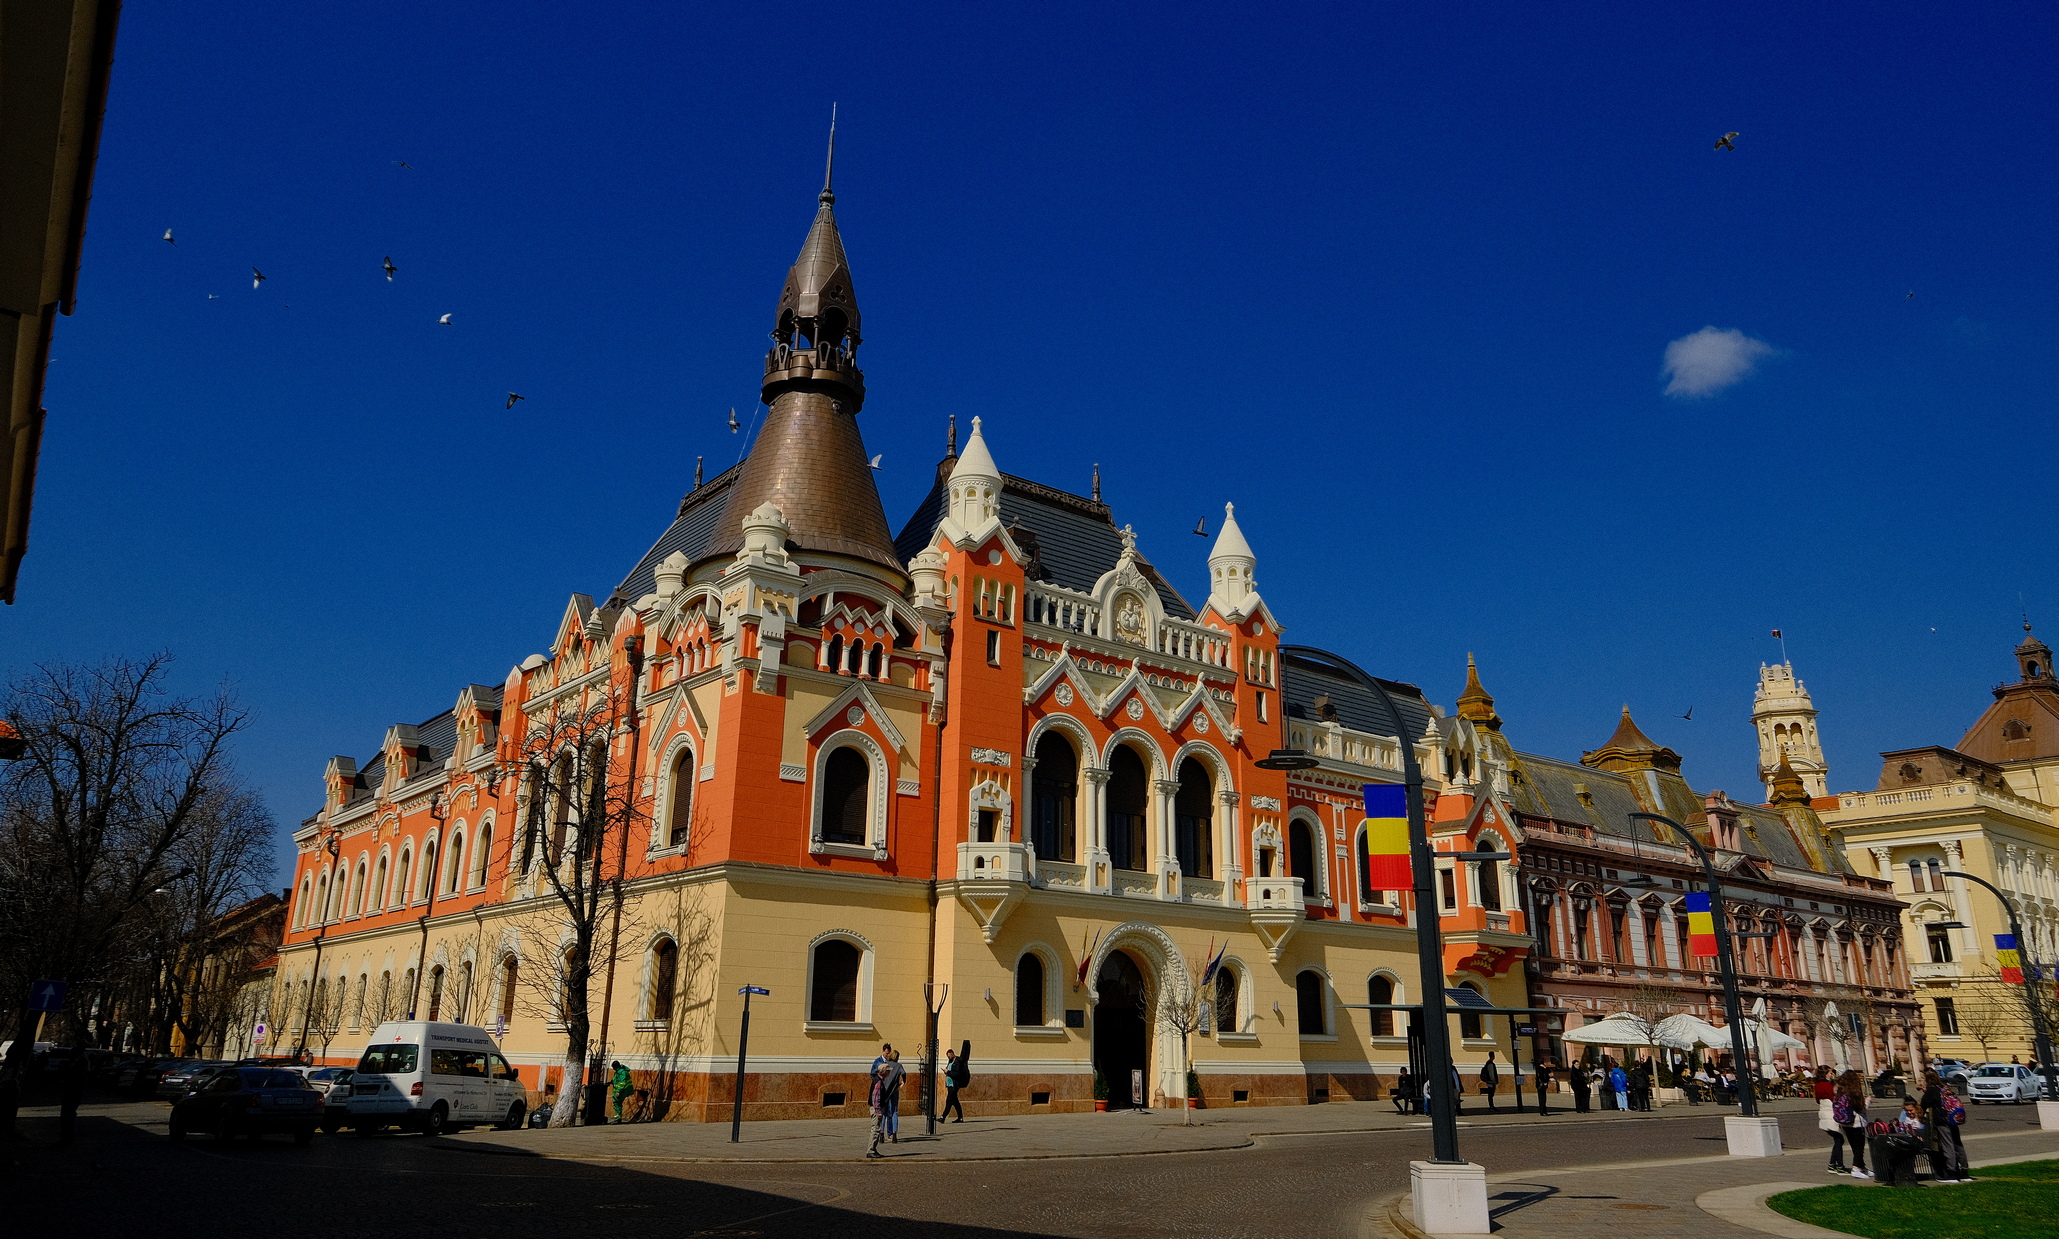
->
[1869,846,1896,885]
[1083,766,1111,895]
[1154,778,1183,900]
[1218,789,1243,907]
[1941,839,1974,952]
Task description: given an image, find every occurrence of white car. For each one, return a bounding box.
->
[344,1021,526,1135]
[1965,1062,2040,1104]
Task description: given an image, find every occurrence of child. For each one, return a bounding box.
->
[1874,1099,1926,1187]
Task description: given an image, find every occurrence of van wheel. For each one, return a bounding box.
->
[499,1101,526,1131]
[421,1102,449,1137]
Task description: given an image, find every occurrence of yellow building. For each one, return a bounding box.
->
[1822,626,2059,1062]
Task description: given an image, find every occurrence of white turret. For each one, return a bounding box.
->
[939,416,1003,544]
[1207,502,1259,620]
[1753,661,1828,798]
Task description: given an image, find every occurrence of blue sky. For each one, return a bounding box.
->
[8,3,2056,873]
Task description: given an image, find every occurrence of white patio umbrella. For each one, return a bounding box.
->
[1562,1012,1692,1050]
[1654,1013,1733,1049]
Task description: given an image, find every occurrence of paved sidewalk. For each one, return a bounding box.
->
[1368,1127,2059,1239]
[445,1095,1820,1163]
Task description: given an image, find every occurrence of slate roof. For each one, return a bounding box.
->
[612,462,745,604]
[1278,645,1434,742]
[893,457,1197,620]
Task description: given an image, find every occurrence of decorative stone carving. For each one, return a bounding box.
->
[1126,697,1145,721]
[1249,794,1282,811]
[1193,712,1210,734]
[971,747,1012,767]
[846,705,865,726]
[1054,682,1074,707]
[1115,594,1146,646]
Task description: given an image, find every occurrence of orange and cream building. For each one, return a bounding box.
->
[271,171,1532,1120]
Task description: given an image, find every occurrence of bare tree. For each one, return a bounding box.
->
[0,656,264,1098]
[1150,978,1206,1124]
[495,657,650,1127]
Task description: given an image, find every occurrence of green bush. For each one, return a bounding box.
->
[1186,1068,1201,1099]
[1092,1071,1108,1101]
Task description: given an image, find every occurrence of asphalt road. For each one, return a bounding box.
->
[5,1097,2051,1239]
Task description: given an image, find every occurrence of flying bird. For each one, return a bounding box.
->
[1678,707,1694,721]
[1906,290,1916,300]
[163,228,175,246]
[506,393,525,409]
[393,160,413,170]
[382,256,397,281]
[437,313,453,325]
[869,454,883,470]
[206,294,217,300]
[1714,132,1738,151]
[727,407,740,433]
[1193,517,1207,536]
[251,267,266,289]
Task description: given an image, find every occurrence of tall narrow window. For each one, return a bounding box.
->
[809,939,862,1022]
[1031,733,1078,862]
[1215,967,1239,1034]
[1106,746,1149,871]
[1014,953,1045,1026]
[499,957,518,1024]
[419,841,438,901]
[1439,867,1458,911]
[549,753,572,858]
[1295,970,1326,1035]
[455,961,473,1023]
[443,833,463,895]
[1458,984,1484,1039]
[1927,858,1944,890]
[371,856,388,912]
[1934,997,1959,1036]
[1476,856,1502,911]
[667,748,694,847]
[471,824,492,887]
[426,966,444,1021]
[1289,819,1317,894]
[1173,757,1214,878]
[650,939,678,1022]
[1926,924,1953,964]
[1357,828,1380,904]
[821,747,871,845]
[1367,975,1394,1036]
[1908,860,1926,892]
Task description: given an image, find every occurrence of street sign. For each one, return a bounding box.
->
[1516,1024,1537,1035]
[27,979,66,1012]
[252,1022,269,1045]
[1131,1068,1144,1107]
[494,1014,507,1039]
[739,985,770,996]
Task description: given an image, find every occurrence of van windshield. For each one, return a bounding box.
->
[358,1044,419,1075]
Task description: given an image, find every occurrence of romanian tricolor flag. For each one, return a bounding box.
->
[1362,783,1412,889]
[1685,891,1719,957]
[1996,933,2023,984]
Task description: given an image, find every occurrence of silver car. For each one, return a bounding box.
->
[1966,1062,2039,1103]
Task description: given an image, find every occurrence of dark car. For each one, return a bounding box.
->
[126,1057,197,1094]
[168,1068,321,1144]
[304,1067,355,1133]
[157,1061,235,1100]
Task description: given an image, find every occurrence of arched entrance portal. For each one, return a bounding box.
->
[1094,950,1150,1110]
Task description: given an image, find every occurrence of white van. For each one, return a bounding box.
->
[344,1021,525,1134]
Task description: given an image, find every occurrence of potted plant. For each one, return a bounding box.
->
[1186,1068,1203,1109]
[1093,1071,1109,1112]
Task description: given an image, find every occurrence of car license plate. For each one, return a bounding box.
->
[354,1083,380,1095]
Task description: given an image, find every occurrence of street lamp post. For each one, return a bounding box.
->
[1629,812,1783,1153]
[1943,870,2059,1101]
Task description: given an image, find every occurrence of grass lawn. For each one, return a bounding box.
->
[1769,1159,2059,1238]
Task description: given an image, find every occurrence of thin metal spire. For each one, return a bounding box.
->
[1092,463,1102,505]
[695,455,704,489]
[820,103,837,205]
[947,413,957,457]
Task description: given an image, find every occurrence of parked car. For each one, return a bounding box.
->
[168,1068,321,1144]
[346,1021,525,1135]
[304,1067,356,1133]
[118,1057,190,1093]
[1966,1062,2041,1104]
[156,1061,235,1100]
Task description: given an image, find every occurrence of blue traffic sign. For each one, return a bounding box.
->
[738,985,770,996]
[28,979,67,1012]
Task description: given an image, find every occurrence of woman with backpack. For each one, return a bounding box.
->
[1814,1065,1848,1174]
[1833,1069,1872,1179]
[1919,1067,1971,1182]
[1871,1098,1928,1187]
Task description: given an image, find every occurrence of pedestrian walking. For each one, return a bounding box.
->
[1607,1061,1629,1112]
[1834,1069,1872,1179]
[1568,1059,1591,1113]
[1533,1059,1552,1116]
[1814,1065,1847,1174]
[1629,1058,1652,1111]
[880,1049,906,1142]
[1919,1068,1971,1183]
[608,1061,634,1123]
[942,1048,969,1122]
[1479,1052,1500,1114]
[865,1062,892,1158]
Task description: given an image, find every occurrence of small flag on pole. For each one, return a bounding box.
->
[1771,629,1782,639]
[1361,783,1411,889]
[1685,891,1719,957]
[1199,938,1229,987]
[1996,933,2024,983]
[1075,927,1102,986]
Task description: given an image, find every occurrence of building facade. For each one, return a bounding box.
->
[1823,626,2059,1062]
[271,168,1532,1121]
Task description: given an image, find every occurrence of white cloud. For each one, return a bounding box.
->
[1660,326,1778,398]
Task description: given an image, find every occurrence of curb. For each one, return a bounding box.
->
[1696,1183,1852,1239]
[435,1134,1257,1165]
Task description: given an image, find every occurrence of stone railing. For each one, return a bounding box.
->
[1185,877,1225,904]
[1156,618,1231,669]
[957,841,1032,883]
[1833,782,2052,824]
[1246,876,1305,912]
[1037,860,1086,889]
[1113,870,1157,898]
[1025,585,1098,635]
[1287,723,1401,773]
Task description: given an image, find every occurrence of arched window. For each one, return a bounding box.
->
[1213,965,1239,1034]
[499,957,518,1024]
[1475,834,1504,911]
[348,862,367,916]
[371,854,388,912]
[426,966,445,1021]
[419,840,438,901]
[297,877,313,927]
[649,938,678,1022]
[1367,975,1395,1036]
[443,831,465,895]
[1295,970,1327,1035]
[375,971,392,1024]
[314,874,330,924]
[809,939,863,1022]
[1457,982,1484,1039]
[1030,732,1078,862]
[1174,757,1214,878]
[1106,745,1149,871]
[1357,826,1378,903]
[1289,818,1317,893]
[1014,953,1046,1026]
[826,634,844,674]
[821,747,871,845]
[401,968,416,1017]
[666,748,695,848]
[394,847,412,906]
[470,823,493,888]
[455,961,474,1023]
[549,752,573,857]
